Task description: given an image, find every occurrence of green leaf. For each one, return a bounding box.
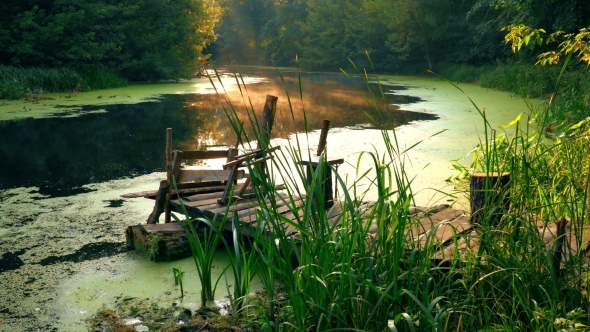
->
[498,113,522,129]
[568,119,587,131]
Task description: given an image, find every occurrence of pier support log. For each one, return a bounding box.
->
[552,217,568,278]
[125,222,233,262]
[258,95,278,149]
[126,223,190,262]
[164,128,173,223]
[302,120,344,209]
[147,180,170,224]
[470,172,510,226]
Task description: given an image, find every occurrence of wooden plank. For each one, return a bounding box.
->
[316,120,330,156]
[147,180,171,224]
[222,146,281,170]
[436,231,479,261]
[182,198,223,208]
[286,204,344,238]
[123,185,228,199]
[181,184,250,202]
[177,169,244,183]
[209,200,261,216]
[181,150,231,160]
[409,209,465,240]
[171,150,184,182]
[326,204,344,225]
[415,215,472,249]
[231,196,304,236]
[301,155,345,167]
[143,223,184,233]
[538,220,590,258]
[126,224,192,262]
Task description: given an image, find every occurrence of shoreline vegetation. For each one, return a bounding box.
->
[92,58,590,330]
[0,59,590,101]
[0,64,128,100]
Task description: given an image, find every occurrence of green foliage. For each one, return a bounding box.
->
[0,65,127,100]
[174,210,226,309]
[479,60,560,97]
[437,63,493,83]
[145,233,163,260]
[0,0,221,81]
[215,0,586,71]
[205,60,590,330]
[215,0,275,64]
[260,0,308,66]
[172,267,184,299]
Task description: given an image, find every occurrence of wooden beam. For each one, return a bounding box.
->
[164,128,173,224]
[176,169,245,183]
[181,150,231,160]
[147,180,170,224]
[171,150,184,183]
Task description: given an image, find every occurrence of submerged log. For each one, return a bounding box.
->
[126,223,190,262]
[470,172,510,226]
[126,222,232,262]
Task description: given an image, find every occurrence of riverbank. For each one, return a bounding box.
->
[0,69,540,330]
[0,65,128,100]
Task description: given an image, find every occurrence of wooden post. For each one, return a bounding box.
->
[258,95,278,149]
[317,120,330,157]
[164,128,173,223]
[552,217,567,278]
[305,120,335,208]
[147,180,171,224]
[255,95,278,183]
[470,172,510,226]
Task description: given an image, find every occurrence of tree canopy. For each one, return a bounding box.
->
[213,0,590,72]
[0,0,221,81]
[3,0,589,77]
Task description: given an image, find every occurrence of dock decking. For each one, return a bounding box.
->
[126,184,590,266]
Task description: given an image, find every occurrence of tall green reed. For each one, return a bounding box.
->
[448,52,590,329]
[173,191,228,308]
[197,54,590,330]
[205,60,467,330]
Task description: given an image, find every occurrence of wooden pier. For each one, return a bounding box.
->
[123,96,590,267]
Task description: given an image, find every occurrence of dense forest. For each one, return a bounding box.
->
[0,0,221,81]
[214,0,590,72]
[1,0,589,80]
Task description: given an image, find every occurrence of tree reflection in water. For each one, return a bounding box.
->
[0,69,436,197]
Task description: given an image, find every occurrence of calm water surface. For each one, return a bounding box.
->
[0,68,436,196]
[0,69,539,331]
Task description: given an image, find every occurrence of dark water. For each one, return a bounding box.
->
[0,69,437,197]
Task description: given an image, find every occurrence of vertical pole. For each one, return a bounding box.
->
[258,95,278,149]
[164,128,173,223]
[306,120,334,208]
[470,172,510,226]
[256,95,278,181]
[317,120,330,157]
[318,120,333,207]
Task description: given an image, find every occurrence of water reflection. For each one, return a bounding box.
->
[0,69,437,196]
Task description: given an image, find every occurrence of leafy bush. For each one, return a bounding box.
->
[0,65,127,99]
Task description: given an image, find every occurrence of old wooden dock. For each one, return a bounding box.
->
[123,95,590,267]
